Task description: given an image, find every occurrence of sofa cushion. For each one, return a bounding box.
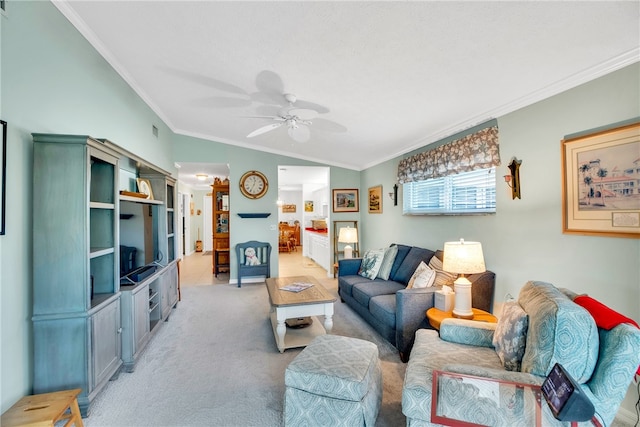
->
[376,245,398,280]
[388,244,412,281]
[392,247,435,285]
[352,280,404,308]
[370,294,396,329]
[339,275,375,298]
[427,255,457,287]
[358,248,386,279]
[492,301,528,371]
[402,329,503,423]
[406,261,436,289]
[518,281,599,383]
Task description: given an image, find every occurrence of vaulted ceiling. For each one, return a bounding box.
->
[55,1,639,172]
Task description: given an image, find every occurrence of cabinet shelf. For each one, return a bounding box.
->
[90,247,115,258]
[119,195,163,205]
[90,202,115,210]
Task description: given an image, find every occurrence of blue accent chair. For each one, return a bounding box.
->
[235,241,271,288]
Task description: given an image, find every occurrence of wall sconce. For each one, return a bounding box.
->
[503,157,522,199]
[387,184,399,206]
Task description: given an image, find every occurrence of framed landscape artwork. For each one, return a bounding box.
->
[282,204,296,213]
[333,189,359,212]
[368,185,382,214]
[561,121,640,238]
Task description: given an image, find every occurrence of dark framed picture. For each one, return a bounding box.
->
[332,189,359,212]
[0,120,6,235]
[368,185,382,214]
[561,121,639,238]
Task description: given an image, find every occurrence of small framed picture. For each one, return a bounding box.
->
[368,185,382,214]
[282,204,296,213]
[332,189,359,213]
[304,200,314,212]
[136,178,154,200]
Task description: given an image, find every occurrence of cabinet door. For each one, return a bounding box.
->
[91,299,122,390]
[133,287,150,352]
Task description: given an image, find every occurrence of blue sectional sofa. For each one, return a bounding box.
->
[338,244,496,362]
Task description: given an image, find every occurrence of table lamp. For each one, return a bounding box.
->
[443,239,486,319]
[338,227,358,259]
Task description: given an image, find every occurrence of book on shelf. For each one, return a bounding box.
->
[280,282,314,292]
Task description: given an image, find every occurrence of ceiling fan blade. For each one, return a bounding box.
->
[311,118,348,133]
[288,108,318,120]
[292,99,330,114]
[288,124,310,143]
[247,123,283,138]
[241,115,285,121]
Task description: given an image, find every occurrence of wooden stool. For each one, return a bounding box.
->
[1,388,84,427]
[214,248,230,277]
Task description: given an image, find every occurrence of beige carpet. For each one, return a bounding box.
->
[84,278,407,426]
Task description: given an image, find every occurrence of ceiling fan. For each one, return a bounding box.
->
[246,93,319,143]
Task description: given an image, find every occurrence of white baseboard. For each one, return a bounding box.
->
[230,276,265,286]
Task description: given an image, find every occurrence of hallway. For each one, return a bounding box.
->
[179,246,330,287]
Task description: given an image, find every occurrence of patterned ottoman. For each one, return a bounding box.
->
[284,335,382,427]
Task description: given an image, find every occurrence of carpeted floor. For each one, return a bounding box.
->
[85,278,407,426]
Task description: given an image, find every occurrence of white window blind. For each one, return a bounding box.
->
[403,167,496,215]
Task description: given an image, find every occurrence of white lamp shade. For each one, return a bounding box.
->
[442,239,485,274]
[338,227,358,244]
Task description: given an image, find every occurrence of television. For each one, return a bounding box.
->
[542,363,595,422]
[119,200,161,281]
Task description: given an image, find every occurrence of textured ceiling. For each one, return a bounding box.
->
[56,1,639,171]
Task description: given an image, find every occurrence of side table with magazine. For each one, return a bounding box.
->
[265,275,336,353]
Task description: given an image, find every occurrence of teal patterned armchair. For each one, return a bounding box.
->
[402,281,640,427]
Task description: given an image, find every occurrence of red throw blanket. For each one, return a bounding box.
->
[574,295,640,375]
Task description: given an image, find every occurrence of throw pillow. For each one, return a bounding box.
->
[407,261,436,289]
[427,255,457,287]
[376,245,398,280]
[492,301,528,371]
[358,248,386,280]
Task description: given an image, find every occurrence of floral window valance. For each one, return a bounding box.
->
[397,125,501,184]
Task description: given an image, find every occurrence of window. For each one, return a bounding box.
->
[403,167,496,215]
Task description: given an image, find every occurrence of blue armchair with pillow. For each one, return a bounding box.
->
[338,243,496,362]
[402,281,640,426]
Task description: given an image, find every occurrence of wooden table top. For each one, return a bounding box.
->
[266,276,336,307]
[426,307,497,330]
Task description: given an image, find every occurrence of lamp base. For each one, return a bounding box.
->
[344,245,353,259]
[452,276,474,319]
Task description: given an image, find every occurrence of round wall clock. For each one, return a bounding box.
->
[239,170,269,199]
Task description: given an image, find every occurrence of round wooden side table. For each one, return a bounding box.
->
[426,307,497,330]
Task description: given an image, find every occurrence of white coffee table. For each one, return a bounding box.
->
[265,276,336,353]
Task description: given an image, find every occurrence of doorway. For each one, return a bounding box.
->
[277,165,330,277]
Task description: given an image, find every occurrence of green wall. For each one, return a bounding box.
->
[1,0,638,421]
[358,64,640,418]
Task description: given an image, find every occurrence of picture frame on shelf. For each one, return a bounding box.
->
[136,178,154,200]
[561,121,640,238]
[332,189,359,213]
[0,120,6,235]
[368,185,382,214]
